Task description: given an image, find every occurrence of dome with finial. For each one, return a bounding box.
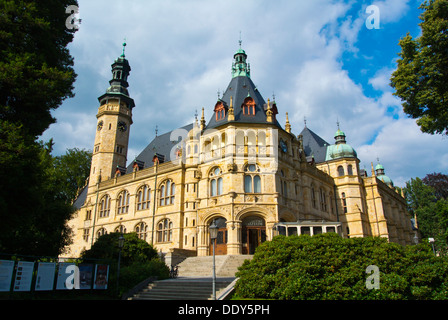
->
[375,162,393,187]
[325,125,357,161]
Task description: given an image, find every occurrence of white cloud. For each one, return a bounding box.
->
[41,0,447,187]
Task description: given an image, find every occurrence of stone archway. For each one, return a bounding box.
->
[241,216,266,254]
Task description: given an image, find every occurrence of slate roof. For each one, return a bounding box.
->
[299,126,330,163]
[206,75,282,130]
[125,123,194,173]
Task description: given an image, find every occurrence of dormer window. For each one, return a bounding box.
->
[214,101,227,121]
[242,97,255,116]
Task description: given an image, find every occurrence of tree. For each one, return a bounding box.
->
[0,0,79,256]
[81,233,159,268]
[390,0,448,135]
[0,0,78,137]
[404,174,448,254]
[51,148,92,203]
[422,172,448,200]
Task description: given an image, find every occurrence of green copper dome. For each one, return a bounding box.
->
[375,162,393,187]
[325,126,357,161]
[325,143,357,160]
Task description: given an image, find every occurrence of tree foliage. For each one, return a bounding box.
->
[235,233,448,300]
[390,0,448,135]
[51,148,92,203]
[81,233,159,268]
[0,0,79,256]
[0,0,78,137]
[404,173,448,254]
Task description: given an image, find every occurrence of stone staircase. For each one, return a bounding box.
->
[127,255,253,300]
[128,277,235,300]
[177,255,253,277]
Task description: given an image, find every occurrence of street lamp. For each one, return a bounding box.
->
[117,234,125,296]
[428,237,436,255]
[209,221,218,300]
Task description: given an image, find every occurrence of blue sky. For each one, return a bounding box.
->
[41,0,447,187]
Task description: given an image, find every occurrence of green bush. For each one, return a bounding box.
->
[235,233,448,300]
[81,232,169,298]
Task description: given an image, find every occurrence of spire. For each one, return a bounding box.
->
[200,107,206,130]
[231,37,250,78]
[98,41,135,109]
[228,96,235,121]
[266,98,273,123]
[285,112,291,133]
[121,38,127,58]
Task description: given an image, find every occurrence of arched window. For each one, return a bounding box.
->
[117,190,130,214]
[242,97,256,116]
[114,225,126,234]
[160,180,175,206]
[99,195,111,218]
[157,219,173,242]
[96,228,107,240]
[210,167,223,196]
[338,165,345,177]
[244,164,261,193]
[136,185,151,211]
[135,222,147,240]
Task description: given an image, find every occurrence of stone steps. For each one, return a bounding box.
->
[177,255,253,277]
[129,277,234,300]
[127,255,253,300]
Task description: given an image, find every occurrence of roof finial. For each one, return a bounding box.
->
[285,112,291,133]
[337,118,340,130]
[121,37,127,57]
[239,31,242,48]
[304,116,307,127]
[200,107,206,130]
[155,125,158,137]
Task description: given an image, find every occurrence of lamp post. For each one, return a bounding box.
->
[117,234,125,295]
[428,237,436,255]
[209,221,218,300]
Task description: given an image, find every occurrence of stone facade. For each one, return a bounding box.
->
[64,45,415,259]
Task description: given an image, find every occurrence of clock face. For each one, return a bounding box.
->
[118,121,127,132]
[97,120,103,131]
[280,139,288,153]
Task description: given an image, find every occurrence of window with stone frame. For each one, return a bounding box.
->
[209,167,223,196]
[159,179,175,206]
[157,219,173,242]
[117,190,130,214]
[136,185,151,211]
[99,194,111,218]
[135,222,148,240]
[244,164,261,193]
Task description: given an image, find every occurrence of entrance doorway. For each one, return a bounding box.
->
[209,217,227,255]
[242,216,266,254]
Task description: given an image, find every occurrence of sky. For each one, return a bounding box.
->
[41,0,448,187]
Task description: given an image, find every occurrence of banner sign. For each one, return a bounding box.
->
[35,262,56,291]
[93,264,109,290]
[13,261,34,292]
[0,260,15,292]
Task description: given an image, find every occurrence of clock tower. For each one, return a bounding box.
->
[89,42,135,187]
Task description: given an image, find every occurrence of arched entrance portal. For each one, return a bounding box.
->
[209,217,227,255]
[242,216,266,254]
